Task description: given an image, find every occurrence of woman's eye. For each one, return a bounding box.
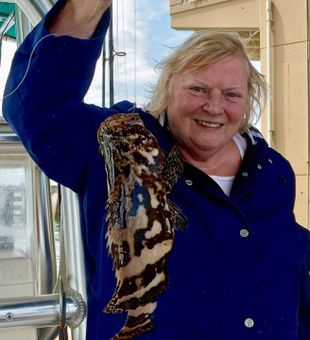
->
[190,87,205,93]
[226,92,241,98]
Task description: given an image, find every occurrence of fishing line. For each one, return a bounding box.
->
[114,0,128,102]
[114,0,128,101]
[115,0,120,102]
[0,0,101,103]
[133,0,137,105]
[121,0,129,100]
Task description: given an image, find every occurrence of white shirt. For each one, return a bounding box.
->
[209,133,247,196]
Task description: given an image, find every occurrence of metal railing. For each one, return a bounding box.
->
[0,285,86,330]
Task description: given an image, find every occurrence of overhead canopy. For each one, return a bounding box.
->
[0,3,16,39]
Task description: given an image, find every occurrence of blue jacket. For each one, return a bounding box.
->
[3,1,310,339]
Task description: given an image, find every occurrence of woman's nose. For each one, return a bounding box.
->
[202,92,223,115]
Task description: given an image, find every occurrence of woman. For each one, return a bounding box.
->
[3,0,310,339]
[147,31,264,190]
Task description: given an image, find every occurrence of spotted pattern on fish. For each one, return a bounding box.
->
[97,113,187,339]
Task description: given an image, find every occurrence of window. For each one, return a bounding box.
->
[0,156,33,259]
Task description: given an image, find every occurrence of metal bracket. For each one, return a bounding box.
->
[0,284,86,330]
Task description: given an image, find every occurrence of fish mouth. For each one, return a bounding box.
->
[194,119,224,128]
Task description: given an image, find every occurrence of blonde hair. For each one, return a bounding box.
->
[146,31,266,132]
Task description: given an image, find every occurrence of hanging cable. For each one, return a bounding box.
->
[121,0,128,99]
[114,0,119,103]
[133,0,137,105]
[108,0,127,105]
[108,3,114,106]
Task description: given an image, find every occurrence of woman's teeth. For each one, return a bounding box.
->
[195,119,222,128]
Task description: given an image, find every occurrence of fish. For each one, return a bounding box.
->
[97,113,187,339]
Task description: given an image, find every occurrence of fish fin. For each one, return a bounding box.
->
[162,146,183,190]
[111,314,154,340]
[104,293,124,314]
[167,199,188,231]
[111,304,156,339]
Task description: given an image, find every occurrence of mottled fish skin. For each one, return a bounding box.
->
[97,113,187,339]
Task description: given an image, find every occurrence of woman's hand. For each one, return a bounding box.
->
[49,0,112,38]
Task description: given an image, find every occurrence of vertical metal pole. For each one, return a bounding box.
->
[61,187,87,340]
[102,43,106,107]
[34,169,57,295]
[15,7,32,47]
[34,168,60,340]
[109,3,114,106]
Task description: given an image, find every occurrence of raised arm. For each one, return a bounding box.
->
[2,0,113,192]
[48,0,112,38]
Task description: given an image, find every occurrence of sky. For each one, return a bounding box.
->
[0,0,192,112]
[83,0,192,107]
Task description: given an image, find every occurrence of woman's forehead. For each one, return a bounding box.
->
[174,53,249,78]
[172,56,249,88]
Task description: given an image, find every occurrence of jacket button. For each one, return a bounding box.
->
[244,318,254,328]
[185,179,193,186]
[240,229,249,238]
[241,172,248,177]
[257,164,262,170]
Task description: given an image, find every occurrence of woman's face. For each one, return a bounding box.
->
[166,53,249,161]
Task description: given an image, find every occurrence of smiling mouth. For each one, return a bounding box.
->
[194,119,223,128]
